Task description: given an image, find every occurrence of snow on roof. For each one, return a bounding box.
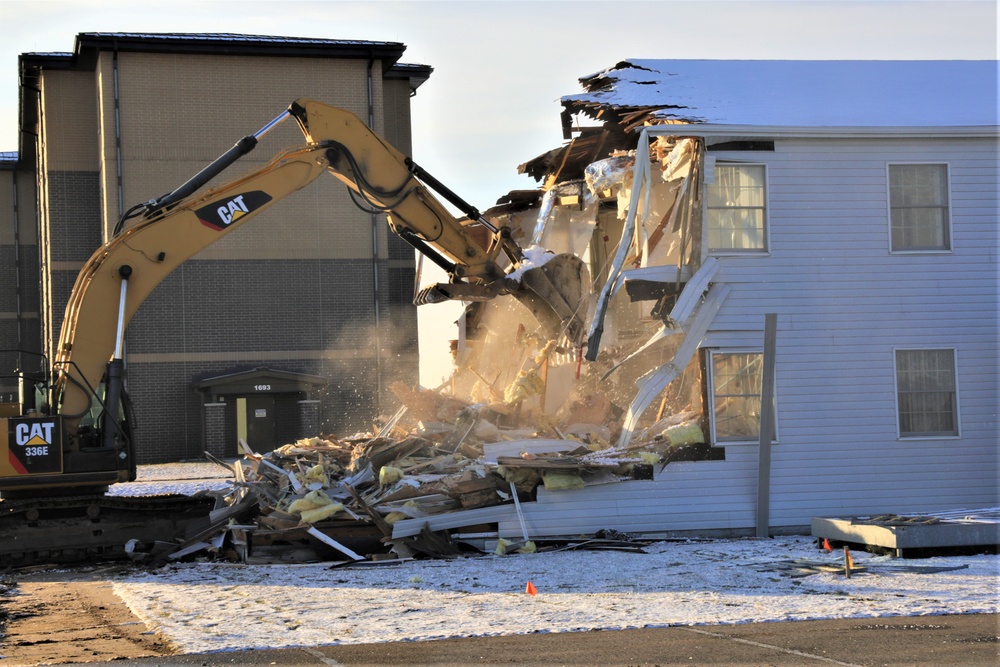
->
[564,60,999,128]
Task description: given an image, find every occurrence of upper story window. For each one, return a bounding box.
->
[888,163,951,252]
[895,348,960,438]
[706,164,768,254]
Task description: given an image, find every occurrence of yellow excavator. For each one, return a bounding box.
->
[0,98,587,500]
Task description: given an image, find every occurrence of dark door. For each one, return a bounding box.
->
[245,394,276,453]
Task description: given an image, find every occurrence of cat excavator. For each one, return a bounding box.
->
[0,98,588,563]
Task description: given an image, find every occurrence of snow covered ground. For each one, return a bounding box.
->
[106,460,234,497]
[106,461,1000,654]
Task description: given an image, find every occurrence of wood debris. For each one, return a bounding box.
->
[129,379,715,566]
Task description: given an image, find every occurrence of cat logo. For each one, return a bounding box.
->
[14,421,55,448]
[216,195,250,226]
[196,190,273,231]
[4,417,62,475]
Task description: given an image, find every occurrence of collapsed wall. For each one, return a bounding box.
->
[456,136,713,449]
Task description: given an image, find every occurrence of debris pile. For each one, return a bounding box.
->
[130,381,712,566]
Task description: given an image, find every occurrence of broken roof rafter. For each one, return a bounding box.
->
[577,60,658,93]
[563,100,701,133]
[519,124,635,184]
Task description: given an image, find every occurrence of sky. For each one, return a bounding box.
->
[0,0,996,209]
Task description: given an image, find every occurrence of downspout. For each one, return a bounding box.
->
[11,167,23,376]
[112,46,124,231]
[367,54,382,412]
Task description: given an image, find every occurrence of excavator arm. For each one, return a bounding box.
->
[1,98,586,493]
[288,99,517,301]
[287,98,586,311]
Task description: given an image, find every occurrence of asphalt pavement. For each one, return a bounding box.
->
[52,613,999,667]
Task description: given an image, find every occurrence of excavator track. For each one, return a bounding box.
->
[0,494,216,567]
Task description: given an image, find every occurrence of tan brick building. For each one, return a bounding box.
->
[1,33,429,462]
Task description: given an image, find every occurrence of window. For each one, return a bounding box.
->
[709,351,775,442]
[895,349,959,437]
[889,164,951,252]
[706,164,767,253]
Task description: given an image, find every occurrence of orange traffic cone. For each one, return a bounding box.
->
[822,538,833,552]
[525,581,537,596]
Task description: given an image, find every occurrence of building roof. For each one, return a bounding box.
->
[81,32,398,47]
[563,60,999,130]
[74,32,409,66]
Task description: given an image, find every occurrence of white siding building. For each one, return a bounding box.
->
[500,60,998,537]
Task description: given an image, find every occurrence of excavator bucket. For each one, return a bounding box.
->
[510,253,590,345]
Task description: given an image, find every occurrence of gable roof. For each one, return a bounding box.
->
[563,60,999,130]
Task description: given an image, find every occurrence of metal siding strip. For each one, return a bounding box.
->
[618,283,731,446]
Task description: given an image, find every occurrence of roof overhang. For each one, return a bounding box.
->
[386,62,434,95]
[194,367,327,396]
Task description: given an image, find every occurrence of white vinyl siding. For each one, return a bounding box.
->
[703,137,996,526]
[706,164,768,253]
[894,348,960,438]
[888,163,951,252]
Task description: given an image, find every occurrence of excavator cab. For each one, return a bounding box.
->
[0,372,135,496]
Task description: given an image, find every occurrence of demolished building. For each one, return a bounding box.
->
[143,59,998,563]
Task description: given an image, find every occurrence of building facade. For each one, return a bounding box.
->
[489,60,999,536]
[3,33,429,462]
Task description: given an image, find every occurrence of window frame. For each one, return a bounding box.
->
[893,347,961,440]
[706,349,778,445]
[886,162,953,254]
[705,162,770,256]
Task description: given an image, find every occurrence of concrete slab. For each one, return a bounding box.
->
[812,510,1000,557]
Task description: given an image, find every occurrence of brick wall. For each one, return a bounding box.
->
[45,171,102,262]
